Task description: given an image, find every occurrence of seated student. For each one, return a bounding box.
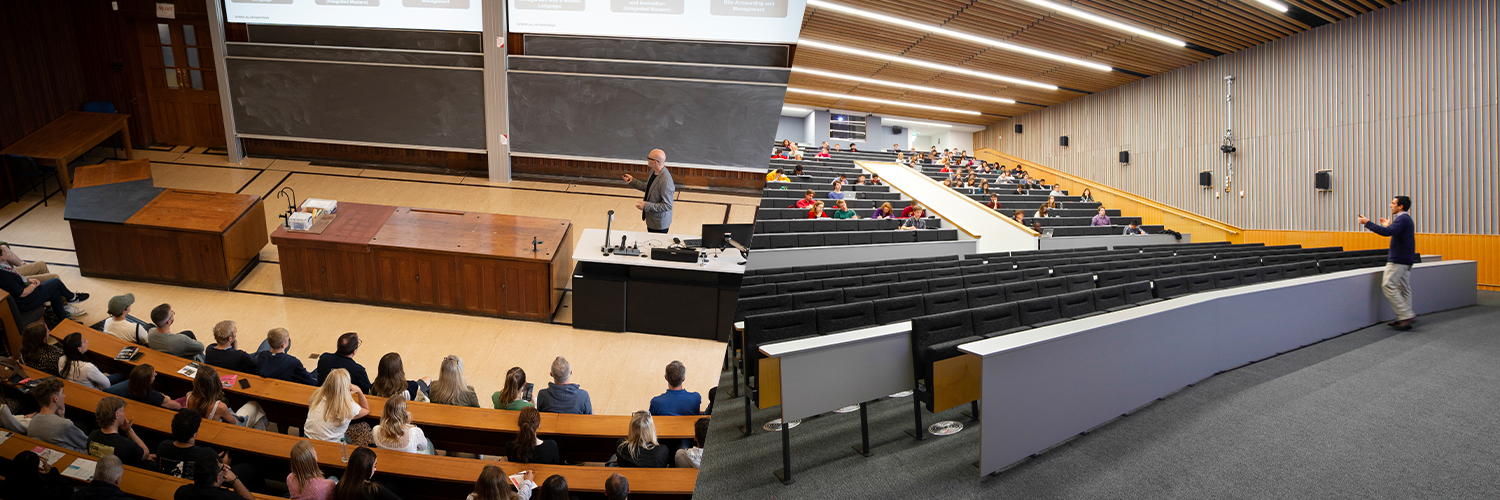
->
[792,189,817,209]
[373,395,431,455]
[204,321,257,374]
[939,163,951,173]
[102,294,150,345]
[254,328,317,386]
[4,449,72,500]
[898,207,928,230]
[648,361,701,416]
[826,181,846,200]
[287,440,335,500]
[331,448,399,500]
[149,303,205,360]
[1013,210,1026,225]
[506,407,562,465]
[848,143,857,152]
[986,194,1003,210]
[896,152,908,165]
[764,168,789,182]
[71,455,128,500]
[1123,221,1145,235]
[1034,206,1053,219]
[900,202,921,218]
[187,365,267,429]
[1091,206,1112,226]
[0,250,89,324]
[59,332,127,392]
[675,417,710,468]
[121,364,183,410]
[830,174,848,186]
[832,143,841,152]
[317,332,372,393]
[830,199,859,219]
[769,149,787,160]
[1079,187,1096,202]
[372,352,431,402]
[815,148,831,159]
[941,179,953,188]
[870,202,895,219]
[615,411,671,468]
[1049,186,1065,197]
[1013,184,1027,195]
[604,473,628,500]
[537,356,592,415]
[792,150,804,161]
[304,368,370,442]
[870,174,882,185]
[471,465,532,500]
[791,165,805,176]
[536,475,570,500]
[821,141,829,151]
[156,409,258,489]
[1044,195,1063,210]
[87,396,155,470]
[492,366,535,411]
[805,201,828,219]
[177,459,254,500]
[429,355,480,407]
[27,378,88,452]
[0,358,31,434]
[20,323,64,376]
[855,174,869,185]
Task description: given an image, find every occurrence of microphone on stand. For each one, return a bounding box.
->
[603,210,615,255]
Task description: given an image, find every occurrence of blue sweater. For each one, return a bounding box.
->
[1364,212,1416,265]
[537,383,592,415]
[253,351,318,386]
[648,389,701,416]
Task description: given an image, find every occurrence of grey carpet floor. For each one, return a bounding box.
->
[694,290,1500,499]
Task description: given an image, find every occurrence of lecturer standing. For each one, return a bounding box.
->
[1358,195,1417,331]
[623,149,675,233]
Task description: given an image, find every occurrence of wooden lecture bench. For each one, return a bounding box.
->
[0,111,134,194]
[48,320,701,461]
[39,377,697,499]
[0,429,282,500]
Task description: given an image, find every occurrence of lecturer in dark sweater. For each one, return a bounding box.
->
[1359,195,1418,331]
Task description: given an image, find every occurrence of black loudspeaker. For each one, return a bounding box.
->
[1119,151,1130,163]
[1199,171,1213,187]
[1014,124,1023,134]
[1060,136,1069,147]
[1314,170,1332,190]
[891,126,903,134]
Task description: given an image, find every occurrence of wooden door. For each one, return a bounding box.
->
[378,250,456,308]
[137,20,225,147]
[500,261,546,318]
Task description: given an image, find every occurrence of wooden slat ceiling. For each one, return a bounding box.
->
[787,0,1404,125]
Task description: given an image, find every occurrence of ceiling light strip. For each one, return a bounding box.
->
[793,67,1017,104]
[797,39,1059,90]
[1252,0,1290,12]
[882,118,953,128]
[786,88,982,115]
[807,0,1112,72]
[1017,0,1186,47]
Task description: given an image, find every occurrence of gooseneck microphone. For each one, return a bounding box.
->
[603,210,616,254]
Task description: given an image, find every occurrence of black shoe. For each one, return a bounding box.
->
[70,292,90,303]
[1391,319,1415,331]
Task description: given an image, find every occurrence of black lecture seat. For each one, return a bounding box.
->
[763,272,804,284]
[1153,276,1190,299]
[803,269,839,280]
[1154,264,1183,278]
[863,272,899,285]
[1004,281,1041,302]
[1121,281,1158,307]
[899,270,932,282]
[1212,271,1241,288]
[822,276,862,289]
[993,270,1024,284]
[1237,267,1263,285]
[844,284,891,303]
[922,290,969,315]
[734,294,793,323]
[815,301,876,335]
[840,267,874,277]
[1092,285,1129,312]
[1021,268,1051,280]
[1036,277,1069,297]
[1053,264,1088,276]
[776,280,821,294]
[743,308,819,398]
[928,276,965,293]
[888,280,929,296]
[960,264,991,276]
[971,302,1030,338]
[1096,269,1131,288]
[741,276,764,286]
[909,310,984,436]
[961,273,997,288]
[1127,267,1156,284]
[738,283,776,298]
[1063,273,1095,292]
[1260,266,1284,282]
[872,295,927,325]
[1186,273,1217,293]
[791,289,844,309]
[1055,290,1100,320]
[1280,263,1302,279]
[1017,296,1062,327]
[965,284,1007,308]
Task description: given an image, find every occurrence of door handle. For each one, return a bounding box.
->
[415,274,420,283]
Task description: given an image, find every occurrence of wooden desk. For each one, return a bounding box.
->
[49,321,701,460]
[0,111,134,193]
[65,180,268,289]
[0,429,282,500]
[48,375,698,499]
[70,159,152,189]
[272,203,574,321]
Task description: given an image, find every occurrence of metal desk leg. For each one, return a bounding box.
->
[773,417,794,485]
[853,401,872,457]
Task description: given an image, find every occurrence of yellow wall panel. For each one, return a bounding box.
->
[1245,230,1499,290]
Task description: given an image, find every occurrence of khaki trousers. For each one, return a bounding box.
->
[1382,262,1414,321]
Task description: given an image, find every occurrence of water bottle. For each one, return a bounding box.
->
[339,437,349,463]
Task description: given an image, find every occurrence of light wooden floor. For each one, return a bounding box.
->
[1,147,759,416]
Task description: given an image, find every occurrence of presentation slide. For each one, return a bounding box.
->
[509,0,807,44]
[225,0,481,32]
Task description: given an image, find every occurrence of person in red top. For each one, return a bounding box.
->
[986,193,1003,210]
[939,164,951,173]
[771,148,787,160]
[900,203,921,218]
[815,148,831,159]
[806,201,828,219]
[870,175,882,185]
[793,190,817,209]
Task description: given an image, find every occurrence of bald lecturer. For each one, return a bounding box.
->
[622,149,675,233]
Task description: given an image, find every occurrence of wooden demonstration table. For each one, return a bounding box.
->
[62,161,267,289]
[272,203,573,321]
[0,111,134,194]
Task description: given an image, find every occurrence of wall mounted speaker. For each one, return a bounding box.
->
[1314,170,1332,190]
[891,126,903,134]
[1014,124,1023,134]
[1059,136,1069,147]
[1199,171,1213,187]
[1119,151,1130,163]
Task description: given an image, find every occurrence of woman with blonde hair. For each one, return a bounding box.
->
[467,464,531,500]
[373,395,431,454]
[186,364,266,429]
[615,411,671,468]
[506,407,561,465]
[429,355,479,407]
[304,368,370,442]
[288,440,335,500]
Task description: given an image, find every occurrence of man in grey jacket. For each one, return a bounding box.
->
[622,149,675,233]
[537,356,593,414]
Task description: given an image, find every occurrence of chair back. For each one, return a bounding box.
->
[3,155,48,177]
[83,101,118,113]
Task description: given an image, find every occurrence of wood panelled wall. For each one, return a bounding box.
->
[977,0,1498,237]
[1244,230,1500,290]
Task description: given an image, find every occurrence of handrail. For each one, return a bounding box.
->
[865,160,1043,236]
[855,160,1040,238]
[977,149,1243,235]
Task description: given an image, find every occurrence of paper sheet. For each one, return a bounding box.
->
[62,458,97,481]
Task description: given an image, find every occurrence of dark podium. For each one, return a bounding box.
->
[570,228,743,342]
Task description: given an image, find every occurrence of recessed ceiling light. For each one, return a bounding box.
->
[793,67,1017,104]
[1017,0,1186,47]
[798,39,1060,90]
[1252,0,1289,12]
[807,0,1112,72]
[883,118,953,128]
[782,106,811,113]
[786,88,982,115]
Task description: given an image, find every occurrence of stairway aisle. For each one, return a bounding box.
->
[857,161,1036,253]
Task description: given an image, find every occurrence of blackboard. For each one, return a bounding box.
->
[227,58,485,151]
[508,72,784,168]
[524,35,788,67]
